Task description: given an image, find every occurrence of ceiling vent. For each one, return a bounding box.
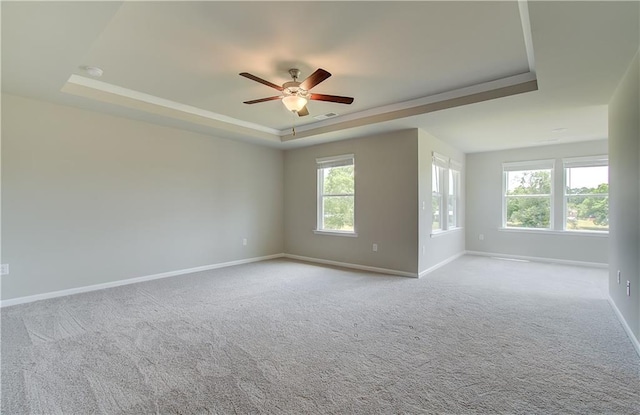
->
[314,112,339,120]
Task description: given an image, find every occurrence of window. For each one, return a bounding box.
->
[563,156,608,232]
[432,155,446,231]
[503,160,554,229]
[316,154,355,234]
[448,164,461,228]
[432,152,460,233]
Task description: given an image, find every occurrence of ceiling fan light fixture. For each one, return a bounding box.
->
[282,95,307,112]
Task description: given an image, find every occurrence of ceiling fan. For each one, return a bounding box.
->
[239,68,354,117]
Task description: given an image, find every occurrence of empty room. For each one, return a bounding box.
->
[2,1,639,414]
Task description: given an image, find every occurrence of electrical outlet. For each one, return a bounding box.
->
[372,243,378,252]
[242,238,247,246]
[617,270,621,284]
[0,264,8,276]
[479,234,484,241]
[627,281,631,296]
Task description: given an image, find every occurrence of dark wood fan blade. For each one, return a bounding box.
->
[297,106,309,117]
[243,96,282,104]
[300,69,331,91]
[239,72,283,91]
[310,93,354,104]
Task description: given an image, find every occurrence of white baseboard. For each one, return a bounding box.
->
[607,297,640,357]
[418,251,466,278]
[283,254,418,278]
[465,250,608,269]
[0,253,285,308]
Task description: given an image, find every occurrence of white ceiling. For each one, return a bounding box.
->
[2,1,638,153]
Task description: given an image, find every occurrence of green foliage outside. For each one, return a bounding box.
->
[566,183,608,230]
[322,165,354,231]
[506,170,552,228]
[506,170,608,231]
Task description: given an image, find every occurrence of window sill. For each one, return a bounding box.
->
[313,230,358,237]
[498,227,608,237]
[430,227,464,238]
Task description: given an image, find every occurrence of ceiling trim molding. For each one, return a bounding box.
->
[63,72,538,144]
[63,75,281,136]
[518,0,536,74]
[281,72,538,142]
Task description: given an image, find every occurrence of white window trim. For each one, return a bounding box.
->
[315,154,356,236]
[502,159,555,230]
[313,230,358,237]
[562,155,608,168]
[430,227,464,238]
[498,227,608,237]
[562,155,609,233]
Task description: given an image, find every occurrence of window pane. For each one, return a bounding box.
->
[566,166,608,195]
[432,165,438,193]
[432,194,442,230]
[448,196,456,228]
[448,169,459,228]
[506,196,551,228]
[322,165,354,195]
[432,164,444,231]
[322,195,354,231]
[566,195,608,231]
[506,169,551,195]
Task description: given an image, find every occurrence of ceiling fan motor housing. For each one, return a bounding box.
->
[283,81,309,98]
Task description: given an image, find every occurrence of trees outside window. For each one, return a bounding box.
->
[502,157,608,233]
[503,161,554,229]
[317,155,355,233]
[564,157,608,232]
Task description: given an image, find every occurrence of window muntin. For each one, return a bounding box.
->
[563,157,608,232]
[503,160,554,229]
[317,155,355,233]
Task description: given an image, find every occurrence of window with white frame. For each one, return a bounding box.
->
[432,152,460,232]
[563,156,608,232]
[503,160,554,229]
[316,154,355,233]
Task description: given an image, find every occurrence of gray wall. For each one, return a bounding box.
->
[284,130,419,274]
[608,51,639,341]
[465,140,609,264]
[418,129,465,274]
[1,94,284,300]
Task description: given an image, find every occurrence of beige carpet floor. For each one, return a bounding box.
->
[2,255,639,414]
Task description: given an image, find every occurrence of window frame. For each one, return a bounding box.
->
[315,154,357,236]
[432,154,447,232]
[448,161,462,230]
[562,155,609,233]
[431,152,461,235]
[502,159,555,230]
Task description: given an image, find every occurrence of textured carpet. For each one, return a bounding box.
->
[1,255,639,414]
